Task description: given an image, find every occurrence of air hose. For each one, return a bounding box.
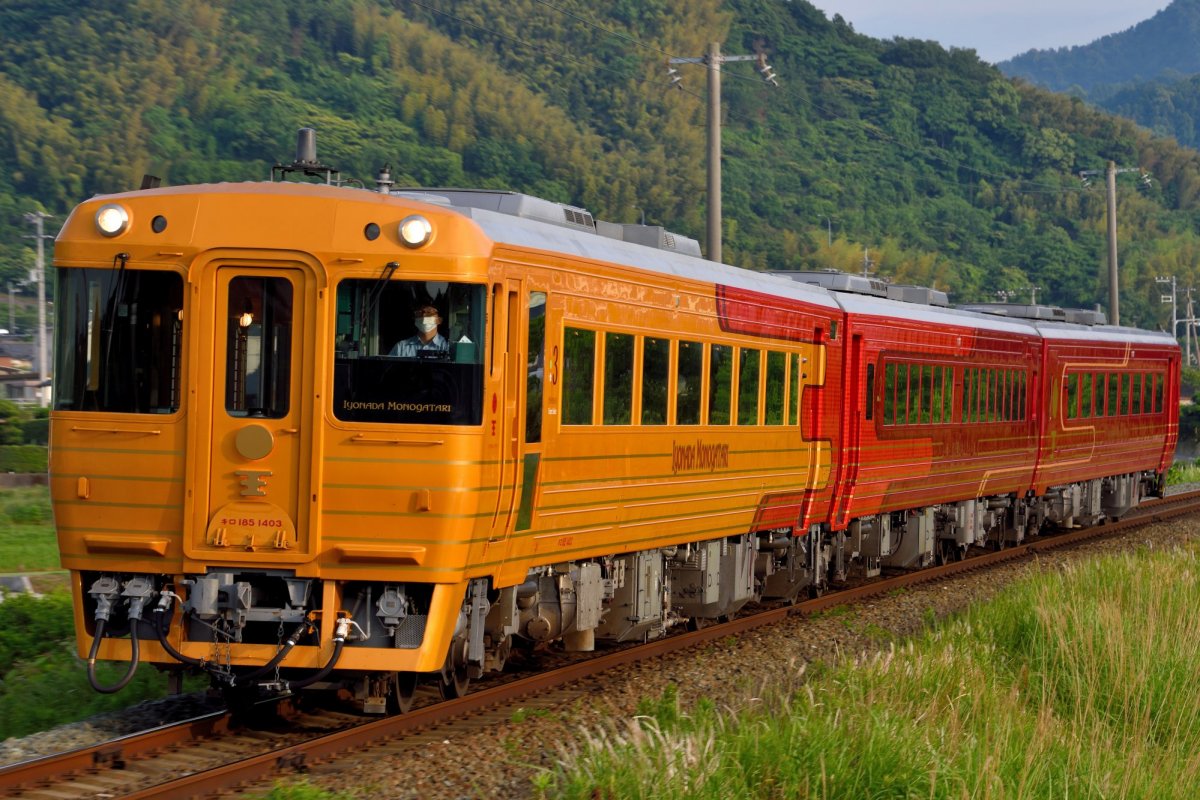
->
[151,593,207,669]
[232,620,313,685]
[87,617,141,694]
[283,617,351,691]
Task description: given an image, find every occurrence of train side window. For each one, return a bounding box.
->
[1080,373,1092,418]
[525,292,546,443]
[964,367,974,422]
[906,364,919,425]
[1092,372,1102,416]
[941,366,953,423]
[765,351,786,425]
[883,363,895,424]
[708,344,732,425]
[865,363,875,421]
[992,369,1002,422]
[738,348,761,425]
[1106,373,1119,417]
[563,327,596,425]
[1126,373,1136,415]
[1154,373,1164,413]
[998,370,1007,421]
[1066,373,1078,420]
[790,353,801,426]
[993,369,1003,422]
[677,341,703,425]
[918,365,932,424]
[1005,370,1012,420]
[1136,373,1145,414]
[641,336,670,425]
[961,368,973,422]
[603,332,634,425]
[1016,370,1025,420]
[978,369,988,421]
[1118,373,1128,415]
[981,369,989,422]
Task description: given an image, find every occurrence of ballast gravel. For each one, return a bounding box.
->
[3,500,1199,799]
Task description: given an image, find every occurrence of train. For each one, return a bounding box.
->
[49,130,1179,712]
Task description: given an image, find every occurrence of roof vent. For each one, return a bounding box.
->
[1063,308,1107,326]
[886,284,950,306]
[393,189,597,232]
[594,221,703,256]
[769,270,888,298]
[959,303,1066,321]
[564,207,595,228]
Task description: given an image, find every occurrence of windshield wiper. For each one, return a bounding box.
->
[356,260,398,349]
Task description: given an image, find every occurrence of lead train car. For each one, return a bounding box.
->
[50,177,1177,710]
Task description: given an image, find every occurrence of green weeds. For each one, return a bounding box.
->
[551,547,1200,799]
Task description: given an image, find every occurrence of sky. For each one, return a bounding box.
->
[810,1,1173,63]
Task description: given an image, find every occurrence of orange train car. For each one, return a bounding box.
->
[51,133,1177,710]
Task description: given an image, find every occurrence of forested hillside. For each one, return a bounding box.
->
[5,0,1200,331]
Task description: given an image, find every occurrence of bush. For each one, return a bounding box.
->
[0,592,76,674]
[21,417,48,446]
[0,445,47,473]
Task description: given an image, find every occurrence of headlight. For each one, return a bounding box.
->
[398,215,433,248]
[95,204,130,237]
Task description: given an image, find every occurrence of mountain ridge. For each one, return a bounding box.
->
[999,0,1200,93]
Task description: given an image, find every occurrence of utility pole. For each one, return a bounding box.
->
[1157,275,1179,349]
[820,215,834,247]
[669,44,778,263]
[1078,163,1152,326]
[861,246,873,277]
[22,211,52,407]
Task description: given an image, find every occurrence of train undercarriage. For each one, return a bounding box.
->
[81,469,1163,712]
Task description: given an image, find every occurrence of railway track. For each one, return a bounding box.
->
[6,489,1199,800]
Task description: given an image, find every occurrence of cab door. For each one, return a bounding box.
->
[187,265,315,564]
[487,279,525,550]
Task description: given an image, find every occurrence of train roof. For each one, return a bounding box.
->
[398,189,844,312]
[81,181,1178,351]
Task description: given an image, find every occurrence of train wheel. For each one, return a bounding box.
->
[439,637,471,699]
[440,663,470,699]
[388,671,418,714]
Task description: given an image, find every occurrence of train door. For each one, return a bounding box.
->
[835,332,866,526]
[486,279,523,552]
[186,265,315,563]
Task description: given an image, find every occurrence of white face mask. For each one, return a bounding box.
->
[417,316,438,333]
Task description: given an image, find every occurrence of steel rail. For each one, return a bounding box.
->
[0,711,230,793]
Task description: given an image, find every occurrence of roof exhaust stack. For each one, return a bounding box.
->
[273,127,341,185]
[295,127,318,165]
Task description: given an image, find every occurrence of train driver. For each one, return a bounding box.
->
[388,303,450,357]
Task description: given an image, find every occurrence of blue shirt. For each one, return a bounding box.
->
[388,333,449,357]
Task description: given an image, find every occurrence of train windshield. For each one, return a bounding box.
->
[332,279,485,425]
[53,267,184,413]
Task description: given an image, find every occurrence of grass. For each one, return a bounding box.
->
[0,486,59,573]
[548,546,1200,799]
[1167,458,1200,485]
